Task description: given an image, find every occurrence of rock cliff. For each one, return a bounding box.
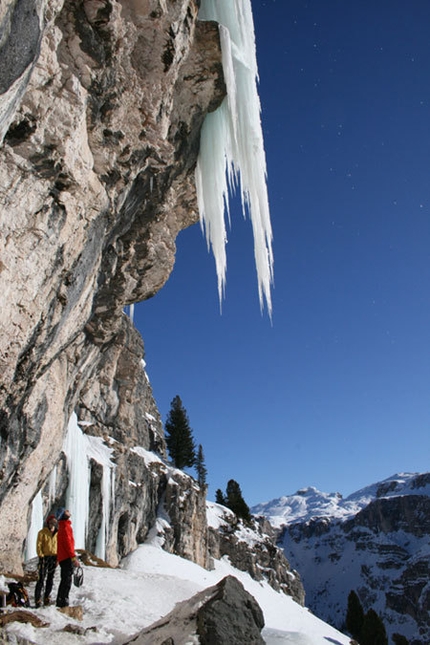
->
[0,0,224,573]
[207,503,305,606]
[0,2,301,618]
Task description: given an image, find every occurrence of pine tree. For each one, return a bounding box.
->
[215,489,226,505]
[225,479,252,523]
[195,444,208,487]
[346,590,364,641]
[361,608,388,645]
[165,395,196,469]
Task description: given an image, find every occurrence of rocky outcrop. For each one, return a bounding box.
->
[123,575,265,645]
[273,474,430,645]
[208,503,305,606]
[0,0,225,573]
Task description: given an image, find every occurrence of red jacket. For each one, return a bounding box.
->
[57,519,76,563]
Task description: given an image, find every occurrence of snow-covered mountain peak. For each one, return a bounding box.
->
[252,487,353,528]
[344,471,430,504]
[252,472,430,528]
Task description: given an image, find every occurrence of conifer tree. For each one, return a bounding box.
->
[215,488,226,505]
[346,590,364,641]
[225,479,252,523]
[165,395,196,469]
[195,444,208,487]
[361,608,388,645]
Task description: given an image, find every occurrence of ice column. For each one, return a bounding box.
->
[25,490,44,561]
[87,435,116,561]
[63,413,115,560]
[197,0,274,316]
[63,412,90,549]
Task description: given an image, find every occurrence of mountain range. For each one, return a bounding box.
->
[252,472,430,645]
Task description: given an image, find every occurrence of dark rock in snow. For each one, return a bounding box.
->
[123,575,265,645]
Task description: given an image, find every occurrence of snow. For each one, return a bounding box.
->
[130,445,165,467]
[206,500,235,530]
[251,472,429,527]
[252,487,364,527]
[197,0,274,316]
[3,541,351,644]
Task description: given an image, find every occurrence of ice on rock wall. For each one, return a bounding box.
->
[63,413,116,559]
[25,413,116,561]
[197,0,274,316]
[63,412,90,550]
[25,491,43,560]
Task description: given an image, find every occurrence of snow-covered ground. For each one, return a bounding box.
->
[1,541,351,645]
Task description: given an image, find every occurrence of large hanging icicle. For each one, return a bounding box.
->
[197,0,274,316]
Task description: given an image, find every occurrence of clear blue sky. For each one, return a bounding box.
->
[135,0,430,507]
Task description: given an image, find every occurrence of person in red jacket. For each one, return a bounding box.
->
[55,509,80,608]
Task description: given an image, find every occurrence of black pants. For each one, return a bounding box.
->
[35,556,57,604]
[56,558,73,607]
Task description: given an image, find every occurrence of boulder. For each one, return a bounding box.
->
[124,575,265,645]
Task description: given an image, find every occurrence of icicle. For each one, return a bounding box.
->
[63,413,90,549]
[87,435,116,561]
[48,466,57,506]
[25,491,44,561]
[63,413,116,560]
[129,303,135,323]
[197,0,274,317]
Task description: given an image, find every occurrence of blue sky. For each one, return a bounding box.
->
[135,0,430,507]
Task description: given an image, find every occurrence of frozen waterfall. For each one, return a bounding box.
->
[62,413,115,560]
[197,0,274,316]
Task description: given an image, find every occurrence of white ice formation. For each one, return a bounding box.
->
[197,0,274,316]
[26,413,116,562]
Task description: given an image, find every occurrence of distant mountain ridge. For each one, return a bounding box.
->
[252,472,430,525]
[252,472,430,645]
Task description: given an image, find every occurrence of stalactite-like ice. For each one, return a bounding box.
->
[87,435,116,561]
[63,413,115,559]
[25,490,43,560]
[48,466,57,506]
[63,412,90,550]
[197,0,274,316]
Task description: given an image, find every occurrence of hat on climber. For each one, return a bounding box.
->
[56,507,66,520]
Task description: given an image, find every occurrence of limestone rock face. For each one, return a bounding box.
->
[208,506,305,606]
[123,575,265,645]
[0,0,225,573]
[163,470,210,569]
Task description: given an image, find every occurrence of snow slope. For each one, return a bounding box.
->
[1,541,351,644]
